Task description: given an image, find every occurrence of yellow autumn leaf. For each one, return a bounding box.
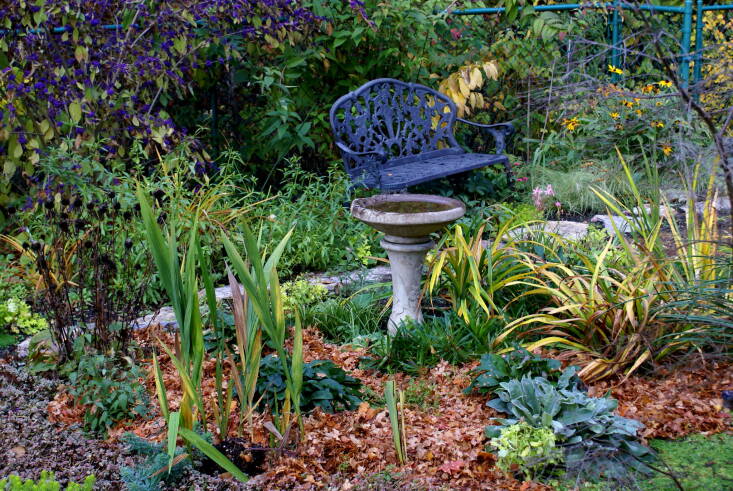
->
[470,67,482,89]
[448,76,460,97]
[458,78,470,98]
[483,61,499,80]
[468,92,477,108]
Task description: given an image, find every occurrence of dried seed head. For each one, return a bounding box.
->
[152,189,165,201]
[60,196,70,207]
[124,238,133,249]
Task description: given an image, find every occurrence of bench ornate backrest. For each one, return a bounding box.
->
[330,78,460,180]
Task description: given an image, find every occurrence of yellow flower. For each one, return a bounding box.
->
[658,80,672,88]
[608,64,624,75]
[620,99,635,108]
[661,144,673,156]
[636,109,643,116]
[561,117,580,132]
[651,121,665,128]
[655,101,663,106]
[610,112,620,119]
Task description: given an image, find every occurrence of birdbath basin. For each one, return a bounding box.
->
[351,194,465,334]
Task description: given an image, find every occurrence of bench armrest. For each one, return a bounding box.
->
[335,141,387,161]
[335,141,388,189]
[456,119,515,154]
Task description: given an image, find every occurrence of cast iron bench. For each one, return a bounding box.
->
[330,78,515,192]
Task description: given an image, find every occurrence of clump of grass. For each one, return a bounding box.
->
[529,166,636,215]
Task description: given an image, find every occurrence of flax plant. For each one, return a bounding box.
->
[221,225,304,436]
[226,269,263,440]
[494,241,677,382]
[137,187,248,482]
[665,164,729,286]
[427,219,532,323]
[495,155,733,382]
[384,380,407,465]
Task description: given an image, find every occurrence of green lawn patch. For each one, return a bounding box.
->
[640,433,733,491]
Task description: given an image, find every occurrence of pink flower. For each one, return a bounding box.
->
[513,162,522,166]
[555,201,562,208]
[516,177,528,182]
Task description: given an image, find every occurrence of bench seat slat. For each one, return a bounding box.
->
[355,153,508,191]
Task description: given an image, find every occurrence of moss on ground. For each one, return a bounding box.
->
[640,433,733,491]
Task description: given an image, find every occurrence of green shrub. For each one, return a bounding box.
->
[255,161,379,275]
[304,292,386,344]
[0,297,47,343]
[489,421,562,479]
[256,354,363,413]
[486,375,653,483]
[119,433,191,491]
[465,349,582,396]
[281,279,328,316]
[65,351,149,436]
[0,472,95,491]
[362,313,500,374]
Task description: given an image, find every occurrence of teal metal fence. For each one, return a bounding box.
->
[450,1,733,87]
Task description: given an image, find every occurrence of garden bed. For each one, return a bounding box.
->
[3,327,730,490]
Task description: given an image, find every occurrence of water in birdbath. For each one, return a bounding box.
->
[368,200,453,214]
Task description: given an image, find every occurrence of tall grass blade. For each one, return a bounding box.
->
[178,427,249,482]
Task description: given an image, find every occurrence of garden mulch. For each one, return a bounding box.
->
[5,326,732,490]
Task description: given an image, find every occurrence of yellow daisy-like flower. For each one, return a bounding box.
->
[608,64,624,75]
[561,117,580,132]
[661,144,673,156]
[651,121,665,128]
[656,101,663,106]
[610,112,620,119]
[620,99,635,108]
[636,109,643,116]
[658,80,672,88]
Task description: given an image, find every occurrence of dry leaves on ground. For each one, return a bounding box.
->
[42,326,732,489]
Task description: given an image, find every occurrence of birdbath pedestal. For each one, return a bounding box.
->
[350,194,465,335]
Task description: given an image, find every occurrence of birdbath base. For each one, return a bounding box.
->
[381,236,434,335]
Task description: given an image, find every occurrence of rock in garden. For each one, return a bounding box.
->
[661,188,689,204]
[681,196,732,215]
[631,204,676,217]
[505,220,589,241]
[590,214,630,234]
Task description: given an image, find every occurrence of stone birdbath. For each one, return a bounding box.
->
[350,193,465,335]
